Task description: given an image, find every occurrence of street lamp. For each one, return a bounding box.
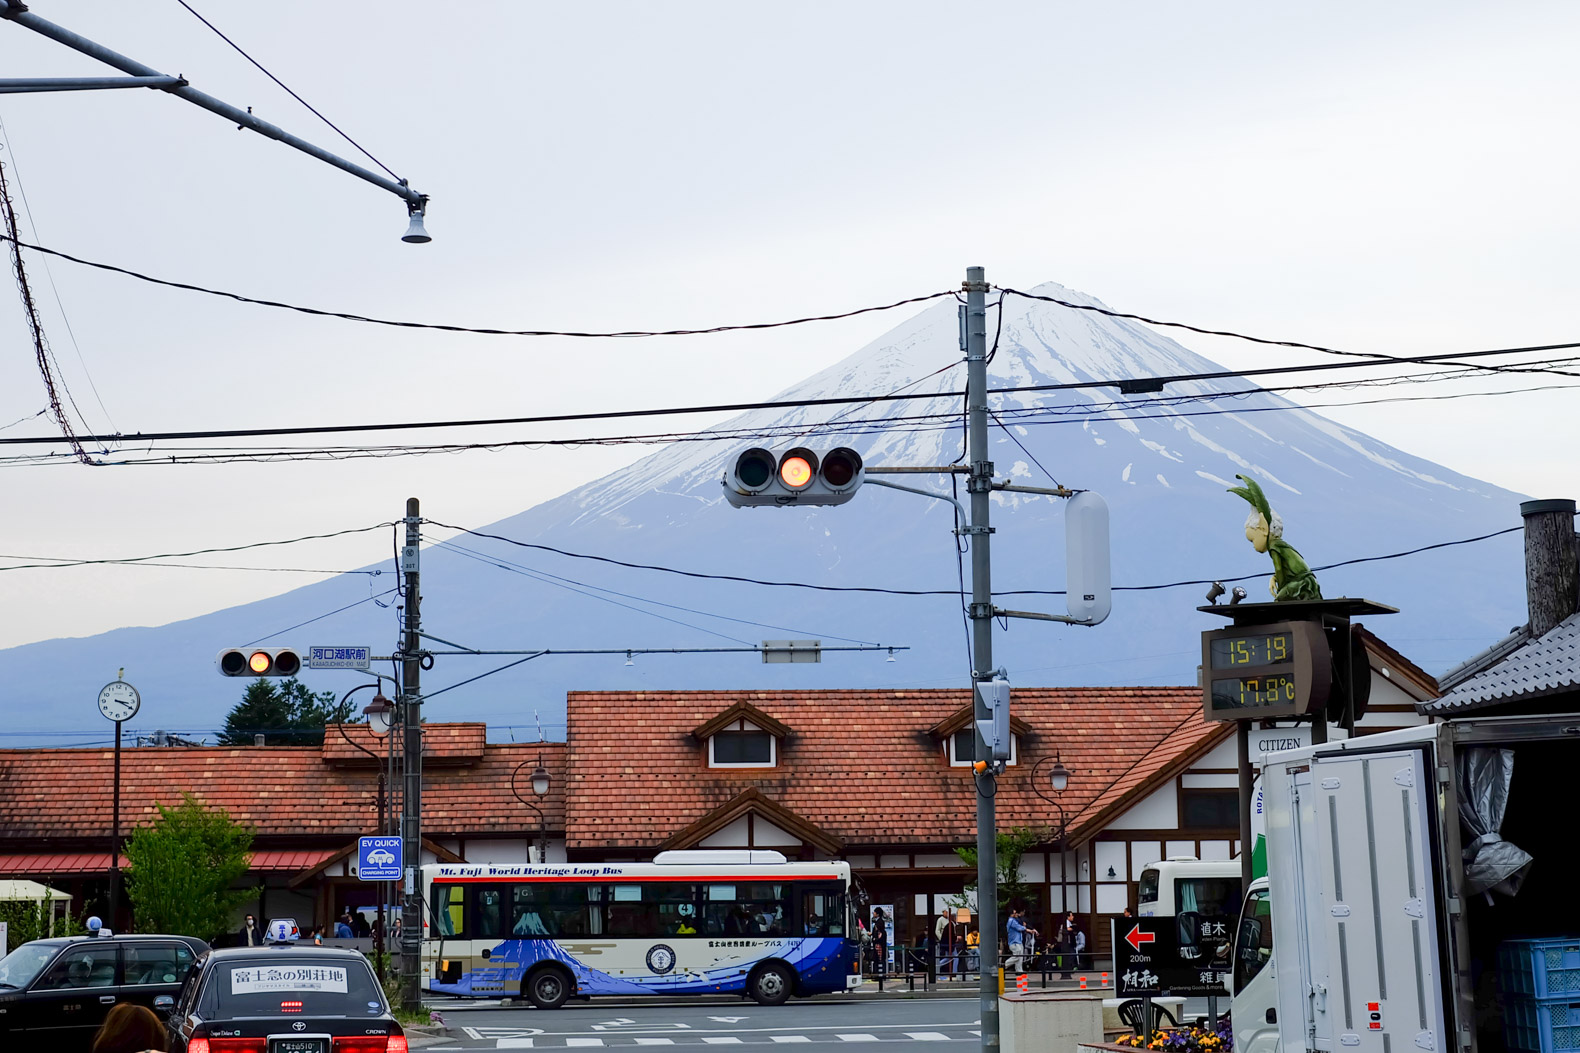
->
[1030,754,1074,975]
[335,682,398,981]
[362,693,395,737]
[512,757,552,863]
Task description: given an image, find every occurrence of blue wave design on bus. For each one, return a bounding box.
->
[428,936,851,997]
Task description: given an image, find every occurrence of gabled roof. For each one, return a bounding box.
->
[1354,624,1440,702]
[0,737,567,842]
[564,687,1210,851]
[660,787,844,856]
[1422,612,1580,714]
[691,701,792,742]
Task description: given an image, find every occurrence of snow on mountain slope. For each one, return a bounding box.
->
[0,283,1529,744]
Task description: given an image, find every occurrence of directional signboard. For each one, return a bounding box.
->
[307,646,372,671]
[1112,916,1231,997]
[357,836,402,881]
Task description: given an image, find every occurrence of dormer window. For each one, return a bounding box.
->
[710,720,776,767]
[692,701,791,770]
[948,729,1019,767]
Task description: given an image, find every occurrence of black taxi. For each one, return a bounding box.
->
[167,921,405,1053]
[0,932,207,1049]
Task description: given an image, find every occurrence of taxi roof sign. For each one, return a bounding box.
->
[267,918,300,943]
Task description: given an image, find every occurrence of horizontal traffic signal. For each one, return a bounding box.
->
[216,647,302,677]
[723,447,865,507]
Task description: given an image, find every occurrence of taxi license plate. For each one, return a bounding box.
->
[268,1040,328,1053]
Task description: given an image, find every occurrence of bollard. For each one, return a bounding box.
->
[1016,973,1028,993]
[1079,975,1088,990]
[1102,972,1110,986]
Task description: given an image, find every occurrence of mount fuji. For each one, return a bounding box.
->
[0,283,1529,744]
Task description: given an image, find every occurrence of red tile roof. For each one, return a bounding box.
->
[563,688,1216,851]
[320,722,486,766]
[0,852,125,875]
[0,738,566,843]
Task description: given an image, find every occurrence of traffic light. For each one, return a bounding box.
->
[722,447,865,507]
[975,679,1012,763]
[216,647,303,677]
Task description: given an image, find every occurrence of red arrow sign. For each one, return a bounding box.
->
[1124,924,1156,952]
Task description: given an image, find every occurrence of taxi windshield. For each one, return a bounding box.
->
[202,957,384,1017]
[0,944,58,989]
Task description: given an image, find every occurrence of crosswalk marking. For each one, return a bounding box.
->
[496,1041,533,1050]
[770,1038,813,1044]
[633,1041,676,1047]
[836,1036,880,1043]
[702,1040,743,1046]
[565,1041,606,1048]
[905,1035,952,1042]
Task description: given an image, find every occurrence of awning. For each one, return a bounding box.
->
[248,849,339,872]
[0,853,125,876]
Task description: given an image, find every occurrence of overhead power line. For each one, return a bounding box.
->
[0,522,394,573]
[0,235,954,338]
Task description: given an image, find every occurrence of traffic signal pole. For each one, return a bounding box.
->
[963,267,1001,1051]
[400,498,423,1011]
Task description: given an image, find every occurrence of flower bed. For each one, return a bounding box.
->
[1112,1018,1233,1051]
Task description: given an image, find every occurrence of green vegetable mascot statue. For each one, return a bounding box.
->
[1228,474,1323,601]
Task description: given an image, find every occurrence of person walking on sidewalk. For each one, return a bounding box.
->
[871,908,889,981]
[934,908,955,976]
[1006,907,1036,974]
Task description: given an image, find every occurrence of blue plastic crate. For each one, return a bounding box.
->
[1501,939,1580,999]
[1504,998,1580,1053]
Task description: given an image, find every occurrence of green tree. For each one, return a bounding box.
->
[123,792,257,939]
[218,677,348,746]
[0,899,86,951]
[953,825,1049,913]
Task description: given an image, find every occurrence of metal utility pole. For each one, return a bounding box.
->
[963,266,1001,1050]
[399,498,423,1010]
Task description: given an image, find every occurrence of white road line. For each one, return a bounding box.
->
[770,1038,813,1045]
[835,1036,879,1043]
[496,1042,533,1050]
[702,1040,743,1046]
[633,1042,677,1047]
[565,1041,607,1048]
[905,1035,952,1042]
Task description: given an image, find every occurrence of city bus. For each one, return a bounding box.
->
[421,850,861,1008]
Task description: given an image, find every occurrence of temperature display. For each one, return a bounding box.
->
[1209,633,1293,669]
[1211,674,1299,711]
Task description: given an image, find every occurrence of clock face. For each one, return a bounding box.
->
[97,681,141,723]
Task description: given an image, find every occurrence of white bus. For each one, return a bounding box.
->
[421,850,861,1008]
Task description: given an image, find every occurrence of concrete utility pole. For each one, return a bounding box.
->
[963,266,1001,1051]
[400,498,423,1010]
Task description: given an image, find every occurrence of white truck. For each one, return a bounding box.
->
[1229,714,1566,1052]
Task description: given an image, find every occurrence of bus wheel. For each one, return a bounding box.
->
[526,966,572,1010]
[748,963,793,1006]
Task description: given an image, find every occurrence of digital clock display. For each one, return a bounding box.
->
[1210,674,1299,711]
[1209,632,1293,669]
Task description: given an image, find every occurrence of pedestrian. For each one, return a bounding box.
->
[1073,922,1087,972]
[964,924,980,974]
[1122,906,1133,919]
[352,910,372,939]
[238,913,263,947]
[871,908,888,979]
[1005,907,1036,974]
[92,1002,168,1053]
[335,913,354,939]
[934,908,955,976]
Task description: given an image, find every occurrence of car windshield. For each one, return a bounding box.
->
[202,957,385,1017]
[0,944,59,989]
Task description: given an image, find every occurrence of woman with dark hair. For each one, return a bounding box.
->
[92,1002,168,1053]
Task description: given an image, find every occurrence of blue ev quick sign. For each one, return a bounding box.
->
[358,836,402,881]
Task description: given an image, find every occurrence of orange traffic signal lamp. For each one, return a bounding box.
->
[216,647,303,677]
[724,447,866,507]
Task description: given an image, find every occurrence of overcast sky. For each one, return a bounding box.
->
[0,1,1575,653]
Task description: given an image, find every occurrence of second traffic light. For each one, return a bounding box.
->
[216,647,302,677]
[723,447,865,507]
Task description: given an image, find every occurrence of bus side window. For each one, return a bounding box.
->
[801,891,829,937]
[475,887,504,939]
[432,885,465,938]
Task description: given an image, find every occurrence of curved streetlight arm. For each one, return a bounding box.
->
[334,683,389,761]
[510,760,551,863]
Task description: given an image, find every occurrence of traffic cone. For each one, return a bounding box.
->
[1102,972,1110,986]
[1016,973,1028,993]
[1079,975,1088,990]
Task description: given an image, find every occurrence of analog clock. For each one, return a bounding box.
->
[97,680,141,723]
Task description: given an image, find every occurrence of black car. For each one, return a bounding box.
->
[167,942,406,1053]
[0,932,208,1050]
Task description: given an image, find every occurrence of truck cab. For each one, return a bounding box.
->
[1230,877,1278,1053]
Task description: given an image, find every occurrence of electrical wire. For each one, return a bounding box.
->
[989,409,1062,489]
[0,522,394,572]
[0,555,381,574]
[999,287,1580,381]
[172,0,402,182]
[0,234,954,339]
[244,587,400,646]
